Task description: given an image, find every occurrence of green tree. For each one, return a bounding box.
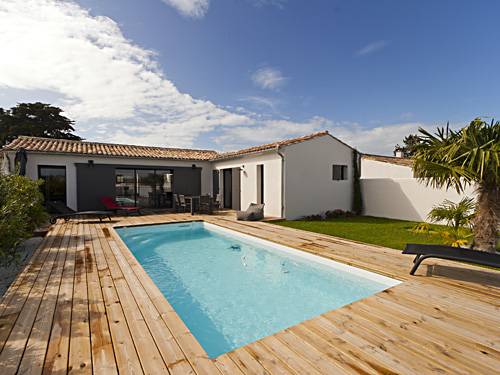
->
[394,134,421,157]
[413,118,499,252]
[0,102,81,146]
[0,174,48,265]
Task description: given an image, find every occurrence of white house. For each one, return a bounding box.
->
[1,131,355,219]
[212,131,354,218]
[361,154,476,221]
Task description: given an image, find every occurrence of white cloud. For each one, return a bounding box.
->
[160,0,209,18]
[214,119,437,155]
[238,96,280,112]
[356,40,388,56]
[251,67,287,90]
[250,0,287,8]
[0,0,249,146]
[213,116,331,150]
[331,122,429,155]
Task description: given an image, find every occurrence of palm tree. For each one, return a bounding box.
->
[413,118,499,252]
[427,197,476,231]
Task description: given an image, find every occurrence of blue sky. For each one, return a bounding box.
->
[0,0,499,154]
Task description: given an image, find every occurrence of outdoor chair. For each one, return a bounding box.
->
[176,194,191,213]
[199,195,213,214]
[237,203,265,221]
[403,243,500,275]
[100,196,141,215]
[214,193,222,210]
[47,201,112,224]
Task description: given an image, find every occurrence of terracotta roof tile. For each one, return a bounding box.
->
[362,153,414,167]
[213,131,331,160]
[2,131,344,162]
[3,136,218,161]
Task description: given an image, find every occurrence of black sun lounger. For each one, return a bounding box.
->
[50,211,112,224]
[47,201,112,224]
[403,243,500,275]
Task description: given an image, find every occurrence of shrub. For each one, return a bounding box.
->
[302,214,324,221]
[325,209,346,219]
[0,174,48,265]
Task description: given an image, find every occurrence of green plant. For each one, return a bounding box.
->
[351,149,363,215]
[427,197,476,230]
[439,228,473,247]
[413,118,500,252]
[325,209,346,219]
[411,222,431,234]
[301,214,324,221]
[0,174,48,265]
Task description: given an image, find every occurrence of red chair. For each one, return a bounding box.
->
[100,196,141,215]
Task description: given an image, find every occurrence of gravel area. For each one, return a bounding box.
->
[0,237,43,298]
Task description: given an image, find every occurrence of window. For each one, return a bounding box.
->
[332,165,348,180]
[38,166,66,206]
[115,168,173,208]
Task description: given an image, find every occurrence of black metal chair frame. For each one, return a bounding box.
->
[403,243,500,275]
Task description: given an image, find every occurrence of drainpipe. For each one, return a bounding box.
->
[276,146,285,219]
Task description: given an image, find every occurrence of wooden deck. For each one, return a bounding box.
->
[0,212,499,374]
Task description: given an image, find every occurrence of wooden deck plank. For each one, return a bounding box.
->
[0,225,62,348]
[93,224,143,375]
[213,354,245,375]
[0,234,47,316]
[273,329,363,374]
[86,224,118,375]
[96,226,169,374]
[17,224,71,375]
[259,335,323,375]
[0,224,67,374]
[68,223,92,374]
[0,212,498,374]
[43,223,78,374]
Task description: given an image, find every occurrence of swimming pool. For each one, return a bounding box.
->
[116,221,400,358]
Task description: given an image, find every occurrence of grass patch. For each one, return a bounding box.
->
[271,216,455,250]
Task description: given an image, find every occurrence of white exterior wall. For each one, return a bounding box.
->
[283,136,353,219]
[212,152,282,218]
[16,152,212,210]
[361,158,476,221]
[361,159,414,178]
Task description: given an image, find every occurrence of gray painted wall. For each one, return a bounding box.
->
[76,163,201,210]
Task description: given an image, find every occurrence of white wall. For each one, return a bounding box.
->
[361,159,476,221]
[361,159,413,178]
[18,152,212,210]
[283,135,353,219]
[212,152,282,218]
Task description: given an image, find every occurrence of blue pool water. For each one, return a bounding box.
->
[116,221,399,358]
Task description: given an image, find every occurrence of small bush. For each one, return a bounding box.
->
[325,209,346,219]
[302,214,324,221]
[0,174,48,266]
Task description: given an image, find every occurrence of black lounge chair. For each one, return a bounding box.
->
[47,201,112,224]
[237,203,265,221]
[403,243,500,275]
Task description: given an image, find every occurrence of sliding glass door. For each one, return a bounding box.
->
[115,168,173,208]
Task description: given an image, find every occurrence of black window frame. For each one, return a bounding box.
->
[38,165,67,205]
[332,164,348,181]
